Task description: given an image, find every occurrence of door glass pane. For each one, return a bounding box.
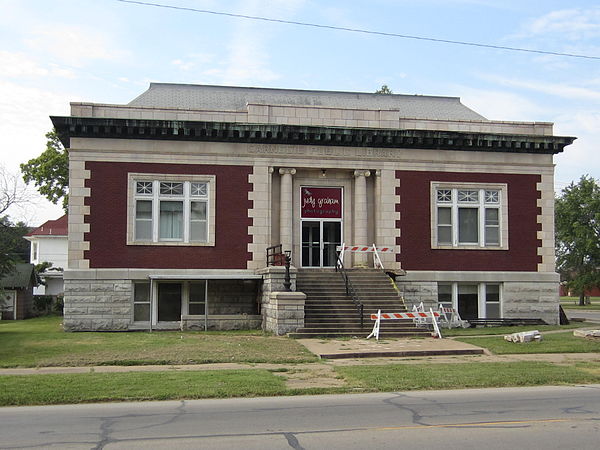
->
[301,221,320,267]
[159,201,183,240]
[457,284,478,319]
[322,222,342,267]
[158,283,182,321]
[458,208,478,243]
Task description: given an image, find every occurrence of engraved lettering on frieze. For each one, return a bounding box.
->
[309,147,345,157]
[248,144,305,155]
[357,148,397,159]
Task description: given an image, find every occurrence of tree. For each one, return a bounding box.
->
[20,130,69,211]
[1,165,32,278]
[1,165,31,217]
[555,175,600,306]
[0,216,30,276]
[375,85,393,94]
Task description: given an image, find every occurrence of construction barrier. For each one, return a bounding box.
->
[367,309,442,340]
[336,243,395,269]
[336,245,395,253]
[412,303,470,329]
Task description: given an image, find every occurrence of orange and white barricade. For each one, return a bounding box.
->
[336,243,395,269]
[437,305,469,328]
[367,309,442,340]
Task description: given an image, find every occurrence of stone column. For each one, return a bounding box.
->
[353,169,370,266]
[374,169,381,245]
[278,168,296,254]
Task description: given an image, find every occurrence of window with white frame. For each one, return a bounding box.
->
[133,282,150,322]
[129,174,214,245]
[432,183,506,249]
[437,282,502,319]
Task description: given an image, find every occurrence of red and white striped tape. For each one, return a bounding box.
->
[336,245,395,253]
[370,311,440,320]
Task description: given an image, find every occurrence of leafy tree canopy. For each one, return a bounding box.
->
[20,130,69,211]
[555,175,600,305]
[375,85,393,94]
[0,216,30,278]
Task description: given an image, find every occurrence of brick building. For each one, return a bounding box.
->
[51,83,575,332]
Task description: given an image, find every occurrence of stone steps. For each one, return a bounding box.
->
[290,268,430,338]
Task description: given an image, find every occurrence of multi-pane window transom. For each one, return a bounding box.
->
[434,186,503,248]
[133,179,210,244]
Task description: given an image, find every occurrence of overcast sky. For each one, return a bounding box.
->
[1,0,599,226]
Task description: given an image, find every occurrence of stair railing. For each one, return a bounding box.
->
[335,251,364,328]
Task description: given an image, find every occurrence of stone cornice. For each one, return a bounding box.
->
[51,116,576,155]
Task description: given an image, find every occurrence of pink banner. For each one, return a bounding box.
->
[301,187,342,218]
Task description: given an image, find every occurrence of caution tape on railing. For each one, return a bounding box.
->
[370,311,440,320]
[336,245,395,253]
[367,309,443,340]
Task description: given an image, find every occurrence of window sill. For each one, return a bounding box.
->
[127,240,215,247]
[432,245,508,251]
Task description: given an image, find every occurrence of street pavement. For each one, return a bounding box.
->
[1,385,599,449]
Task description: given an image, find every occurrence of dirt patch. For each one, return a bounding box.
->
[273,365,347,389]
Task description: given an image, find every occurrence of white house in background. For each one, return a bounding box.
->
[24,214,68,296]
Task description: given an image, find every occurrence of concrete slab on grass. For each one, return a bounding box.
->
[297,337,486,359]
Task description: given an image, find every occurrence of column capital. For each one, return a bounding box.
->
[374,169,381,177]
[353,169,371,178]
[279,168,296,176]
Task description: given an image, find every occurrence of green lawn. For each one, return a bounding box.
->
[3,361,599,407]
[560,297,600,310]
[0,316,317,368]
[0,369,290,406]
[455,330,600,354]
[336,361,600,392]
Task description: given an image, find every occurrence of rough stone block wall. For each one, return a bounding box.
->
[63,279,132,331]
[262,292,305,335]
[395,281,438,311]
[257,266,297,310]
[503,282,559,325]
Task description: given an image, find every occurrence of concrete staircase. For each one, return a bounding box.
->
[289,269,430,338]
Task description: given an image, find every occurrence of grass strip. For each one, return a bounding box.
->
[3,361,600,406]
[454,331,600,354]
[0,316,317,368]
[336,361,600,392]
[0,369,289,406]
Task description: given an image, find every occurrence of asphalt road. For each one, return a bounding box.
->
[1,385,600,449]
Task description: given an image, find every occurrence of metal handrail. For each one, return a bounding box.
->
[335,252,364,328]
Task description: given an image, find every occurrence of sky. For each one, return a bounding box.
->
[1,0,599,226]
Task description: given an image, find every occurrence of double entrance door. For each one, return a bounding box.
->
[301,220,342,267]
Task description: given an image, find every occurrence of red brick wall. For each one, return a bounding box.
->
[396,171,541,272]
[84,162,253,269]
